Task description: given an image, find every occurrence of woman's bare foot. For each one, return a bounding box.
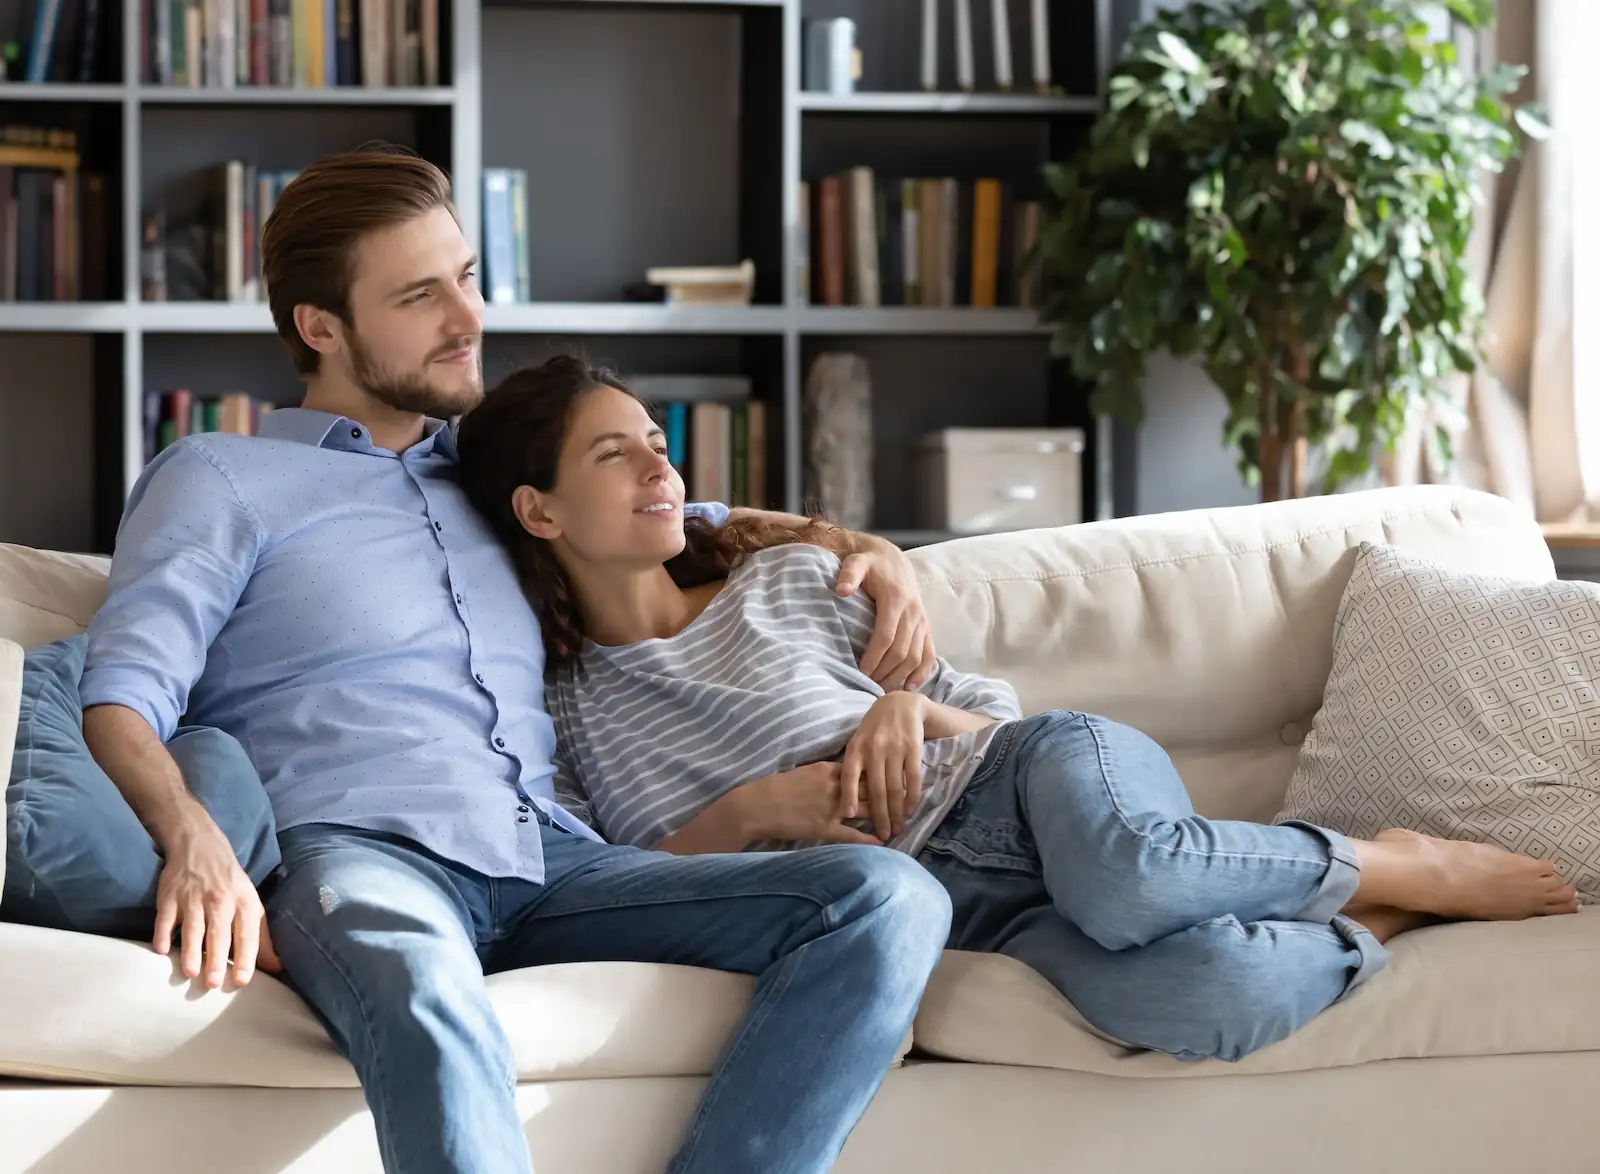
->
[1341,903,1436,944]
[1353,829,1581,922]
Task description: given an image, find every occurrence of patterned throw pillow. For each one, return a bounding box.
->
[1276,541,1600,902]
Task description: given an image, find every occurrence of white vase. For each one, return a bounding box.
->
[803,352,874,531]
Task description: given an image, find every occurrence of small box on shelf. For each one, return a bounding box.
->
[912,426,1083,534]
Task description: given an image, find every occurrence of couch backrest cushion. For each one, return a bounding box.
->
[0,544,109,649]
[905,486,1552,822]
[0,487,1551,824]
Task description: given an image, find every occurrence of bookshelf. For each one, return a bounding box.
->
[0,0,1129,554]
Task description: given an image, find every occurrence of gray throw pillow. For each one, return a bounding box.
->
[1276,542,1600,902]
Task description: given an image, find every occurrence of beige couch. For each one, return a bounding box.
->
[3,484,1597,1174]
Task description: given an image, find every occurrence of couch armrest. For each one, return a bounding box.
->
[0,637,22,896]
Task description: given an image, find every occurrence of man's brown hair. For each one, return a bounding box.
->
[261,142,456,376]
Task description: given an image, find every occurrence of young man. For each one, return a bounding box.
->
[79,144,952,1174]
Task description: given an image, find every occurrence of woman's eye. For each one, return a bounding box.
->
[600,449,624,461]
[653,445,669,456]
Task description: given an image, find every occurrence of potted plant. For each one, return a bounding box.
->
[1038,0,1546,501]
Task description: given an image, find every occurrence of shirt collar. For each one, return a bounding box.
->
[257,407,457,460]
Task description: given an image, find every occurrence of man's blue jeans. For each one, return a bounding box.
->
[265,815,951,1174]
[918,711,1387,1062]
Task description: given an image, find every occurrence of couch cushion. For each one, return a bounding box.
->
[5,637,281,937]
[0,921,870,1086]
[907,485,1551,822]
[0,544,108,650]
[912,907,1600,1076]
[1277,542,1600,901]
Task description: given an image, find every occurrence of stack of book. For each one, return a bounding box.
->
[0,125,111,302]
[143,388,276,461]
[633,376,767,509]
[645,261,754,308]
[141,160,298,301]
[0,0,112,83]
[801,167,1043,309]
[140,0,441,88]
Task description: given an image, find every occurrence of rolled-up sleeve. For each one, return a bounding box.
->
[80,442,263,742]
[684,501,729,527]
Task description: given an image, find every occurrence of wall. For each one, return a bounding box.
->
[0,335,95,553]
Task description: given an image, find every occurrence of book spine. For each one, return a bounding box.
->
[482,169,516,305]
[818,175,844,307]
[510,168,531,302]
[796,179,810,306]
[335,0,355,85]
[848,166,879,308]
[746,400,766,509]
[730,403,748,509]
[971,178,1001,309]
[24,0,63,83]
[665,402,686,471]
[901,179,920,306]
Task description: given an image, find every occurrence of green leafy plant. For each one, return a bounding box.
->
[1038,0,1546,500]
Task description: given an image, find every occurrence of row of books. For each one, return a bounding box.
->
[141,161,298,301]
[141,0,441,88]
[0,0,111,83]
[143,388,276,460]
[663,399,768,510]
[0,125,111,301]
[801,168,1043,309]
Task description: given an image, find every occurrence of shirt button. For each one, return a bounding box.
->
[434,521,442,532]
[494,736,505,748]
[474,672,485,684]
[517,815,530,824]
[350,427,362,439]
[518,805,530,813]
[455,593,463,604]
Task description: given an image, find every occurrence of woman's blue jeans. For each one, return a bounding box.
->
[918,711,1385,1062]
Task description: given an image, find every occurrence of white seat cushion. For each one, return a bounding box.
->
[913,907,1600,1076]
[0,921,846,1087]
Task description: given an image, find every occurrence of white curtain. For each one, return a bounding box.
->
[1381,0,1595,523]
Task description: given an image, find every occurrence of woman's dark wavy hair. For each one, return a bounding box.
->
[456,354,845,670]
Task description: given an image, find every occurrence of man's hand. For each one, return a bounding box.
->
[840,693,928,840]
[734,763,884,847]
[153,822,281,989]
[836,536,936,691]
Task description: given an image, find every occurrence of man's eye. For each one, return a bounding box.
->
[405,290,430,304]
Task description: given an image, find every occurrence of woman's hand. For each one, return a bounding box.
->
[841,692,928,840]
[658,763,882,854]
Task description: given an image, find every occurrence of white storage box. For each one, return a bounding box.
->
[912,427,1084,533]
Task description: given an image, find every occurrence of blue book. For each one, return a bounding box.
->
[482,169,518,305]
[24,0,63,82]
[665,402,687,470]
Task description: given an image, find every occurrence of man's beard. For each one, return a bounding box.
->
[347,327,484,418]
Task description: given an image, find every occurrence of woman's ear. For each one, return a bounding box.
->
[511,485,562,541]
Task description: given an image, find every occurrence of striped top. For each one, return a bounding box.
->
[548,544,1023,856]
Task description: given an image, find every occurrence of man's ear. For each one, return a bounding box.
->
[293,303,342,359]
[511,485,562,541]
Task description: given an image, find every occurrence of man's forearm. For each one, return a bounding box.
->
[82,704,219,852]
[725,507,889,557]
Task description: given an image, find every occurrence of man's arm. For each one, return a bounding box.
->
[722,506,936,690]
[80,442,275,988]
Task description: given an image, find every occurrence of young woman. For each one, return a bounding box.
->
[457,356,1580,1063]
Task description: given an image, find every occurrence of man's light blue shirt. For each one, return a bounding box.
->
[79,407,728,884]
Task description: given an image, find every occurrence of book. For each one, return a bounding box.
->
[482,168,518,305]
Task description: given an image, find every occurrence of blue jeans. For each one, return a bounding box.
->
[917,711,1386,1062]
[265,814,950,1174]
